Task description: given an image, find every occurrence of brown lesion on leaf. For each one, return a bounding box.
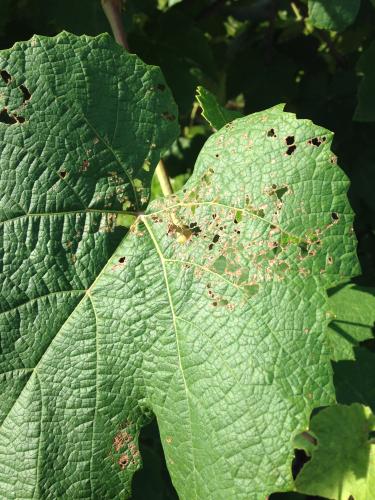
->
[118,453,130,470]
[81,159,89,172]
[111,256,126,271]
[330,155,337,164]
[111,422,141,470]
[161,111,176,121]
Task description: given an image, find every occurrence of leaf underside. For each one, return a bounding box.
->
[0,33,359,499]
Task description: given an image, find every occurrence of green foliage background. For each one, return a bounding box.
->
[1,1,375,498]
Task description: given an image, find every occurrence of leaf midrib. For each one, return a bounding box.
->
[142,215,200,500]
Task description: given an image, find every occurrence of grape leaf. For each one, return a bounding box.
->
[308,0,361,32]
[196,85,243,130]
[0,34,359,498]
[295,404,375,500]
[354,41,375,122]
[327,283,375,361]
[0,31,178,499]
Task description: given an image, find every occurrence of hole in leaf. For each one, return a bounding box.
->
[0,70,11,84]
[19,84,31,102]
[16,115,25,123]
[59,169,67,179]
[212,234,220,243]
[213,256,227,273]
[285,135,295,145]
[118,257,126,264]
[0,108,17,124]
[275,186,288,200]
[298,242,308,257]
[292,448,311,480]
[286,145,297,155]
[243,284,259,297]
[331,212,339,222]
[234,210,242,223]
[208,243,214,250]
[131,419,178,498]
[267,128,276,137]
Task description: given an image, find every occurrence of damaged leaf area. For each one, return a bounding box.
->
[93,106,358,498]
[0,35,358,500]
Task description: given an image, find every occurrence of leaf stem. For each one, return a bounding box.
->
[101,0,129,50]
[291,2,303,21]
[155,159,174,197]
[101,0,175,197]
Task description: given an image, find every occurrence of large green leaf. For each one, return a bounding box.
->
[0,34,359,498]
[327,283,375,361]
[308,0,361,32]
[295,404,375,500]
[0,31,178,498]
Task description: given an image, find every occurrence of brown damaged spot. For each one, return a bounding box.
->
[81,159,89,171]
[118,454,129,470]
[111,256,126,271]
[330,155,337,164]
[161,111,176,121]
[112,423,140,470]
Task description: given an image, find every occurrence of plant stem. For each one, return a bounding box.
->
[301,431,317,446]
[101,0,129,50]
[155,160,173,197]
[291,2,303,21]
[101,0,175,197]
